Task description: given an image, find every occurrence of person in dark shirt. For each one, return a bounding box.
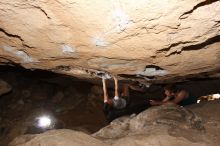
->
[150,84,197,106]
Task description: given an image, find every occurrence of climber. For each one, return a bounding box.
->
[150,84,197,106]
[102,76,148,122]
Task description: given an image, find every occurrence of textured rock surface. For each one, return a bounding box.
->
[0,79,12,96]
[0,0,220,83]
[9,129,110,146]
[93,103,208,146]
[9,101,220,146]
[93,102,220,146]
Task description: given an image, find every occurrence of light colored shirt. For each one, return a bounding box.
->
[112,97,127,109]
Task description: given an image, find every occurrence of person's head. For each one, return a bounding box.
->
[164,84,177,97]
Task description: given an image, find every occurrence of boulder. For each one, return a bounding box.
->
[0,79,12,96]
[9,129,110,146]
[93,102,220,146]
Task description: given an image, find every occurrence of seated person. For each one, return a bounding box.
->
[150,84,197,106]
[102,76,148,122]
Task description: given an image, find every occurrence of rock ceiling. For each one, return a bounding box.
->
[0,0,220,84]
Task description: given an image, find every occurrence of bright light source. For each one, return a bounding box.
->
[197,100,200,103]
[213,94,220,99]
[37,116,51,128]
[198,93,220,103]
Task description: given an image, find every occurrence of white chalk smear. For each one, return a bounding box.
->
[3,45,38,63]
[61,44,75,54]
[93,37,109,47]
[112,9,133,32]
[140,68,169,76]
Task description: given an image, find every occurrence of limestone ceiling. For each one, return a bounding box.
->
[0,0,220,84]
